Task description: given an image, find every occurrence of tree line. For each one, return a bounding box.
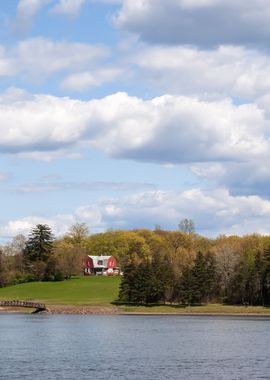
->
[2,223,270,306]
[0,223,89,285]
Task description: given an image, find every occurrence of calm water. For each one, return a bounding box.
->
[1,314,270,380]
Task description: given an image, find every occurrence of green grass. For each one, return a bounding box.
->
[120,303,270,314]
[1,278,270,314]
[0,276,121,306]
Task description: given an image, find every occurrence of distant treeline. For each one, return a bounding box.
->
[1,224,270,306]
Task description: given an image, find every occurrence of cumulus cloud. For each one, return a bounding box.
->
[61,67,123,92]
[100,188,270,236]
[192,162,270,197]
[0,37,121,90]
[2,188,270,238]
[15,0,86,31]
[131,45,270,99]
[51,0,86,17]
[115,0,270,47]
[256,94,270,117]
[0,88,269,196]
[0,214,75,238]
[0,89,268,165]
[10,37,109,80]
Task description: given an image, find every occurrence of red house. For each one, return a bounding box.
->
[84,255,118,276]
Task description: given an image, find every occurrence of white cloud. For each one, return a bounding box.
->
[51,0,86,16]
[0,90,268,166]
[131,45,270,99]
[0,36,127,92]
[192,162,270,197]
[3,188,270,238]
[256,94,270,117]
[6,180,155,193]
[0,214,75,238]
[115,0,270,47]
[0,37,118,89]
[87,94,267,164]
[0,88,269,196]
[15,0,51,32]
[15,150,83,161]
[92,0,122,4]
[0,46,17,76]
[14,37,109,79]
[61,67,123,92]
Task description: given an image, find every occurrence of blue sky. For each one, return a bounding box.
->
[1,0,270,239]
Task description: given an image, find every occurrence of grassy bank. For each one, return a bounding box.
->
[0,276,121,306]
[1,277,270,314]
[120,303,270,315]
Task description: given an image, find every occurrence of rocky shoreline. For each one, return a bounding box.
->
[48,305,121,314]
[0,305,121,315]
[2,305,270,316]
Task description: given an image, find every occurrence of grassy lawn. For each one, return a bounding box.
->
[120,303,270,314]
[1,278,270,314]
[0,276,121,306]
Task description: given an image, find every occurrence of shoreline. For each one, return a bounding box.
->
[2,305,270,316]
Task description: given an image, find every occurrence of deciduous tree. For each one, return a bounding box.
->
[179,218,195,234]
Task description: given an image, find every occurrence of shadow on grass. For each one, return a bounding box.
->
[111,301,197,308]
[111,300,270,309]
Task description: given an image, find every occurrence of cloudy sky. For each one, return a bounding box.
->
[1,0,270,239]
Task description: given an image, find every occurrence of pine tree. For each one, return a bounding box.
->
[250,250,264,305]
[191,251,212,303]
[229,249,262,305]
[23,224,54,263]
[177,266,195,305]
[147,253,174,304]
[204,252,218,302]
[261,244,270,305]
[178,251,218,305]
[0,250,6,287]
[119,262,139,303]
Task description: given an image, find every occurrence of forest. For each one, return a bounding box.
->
[1,221,270,306]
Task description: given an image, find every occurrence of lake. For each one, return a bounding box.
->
[0,314,270,379]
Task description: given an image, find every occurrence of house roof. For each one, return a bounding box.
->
[88,255,113,268]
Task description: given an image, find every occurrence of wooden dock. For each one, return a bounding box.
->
[0,300,47,313]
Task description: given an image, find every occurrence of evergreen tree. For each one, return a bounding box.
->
[204,252,218,302]
[191,252,217,303]
[250,251,264,305]
[229,249,264,305]
[119,262,140,303]
[23,224,54,263]
[0,250,7,287]
[138,261,154,304]
[177,266,196,305]
[119,256,173,304]
[178,251,218,305]
[148,253,174,303]
[261,244,270,305]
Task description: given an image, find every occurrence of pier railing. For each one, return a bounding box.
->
[0,300,47,311]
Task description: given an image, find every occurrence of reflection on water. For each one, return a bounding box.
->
[0,314,270,379]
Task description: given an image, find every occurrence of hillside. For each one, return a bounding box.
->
[1,277,270,315]
[0,276,121,306]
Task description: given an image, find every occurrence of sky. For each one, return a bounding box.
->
[1,0,270,239]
